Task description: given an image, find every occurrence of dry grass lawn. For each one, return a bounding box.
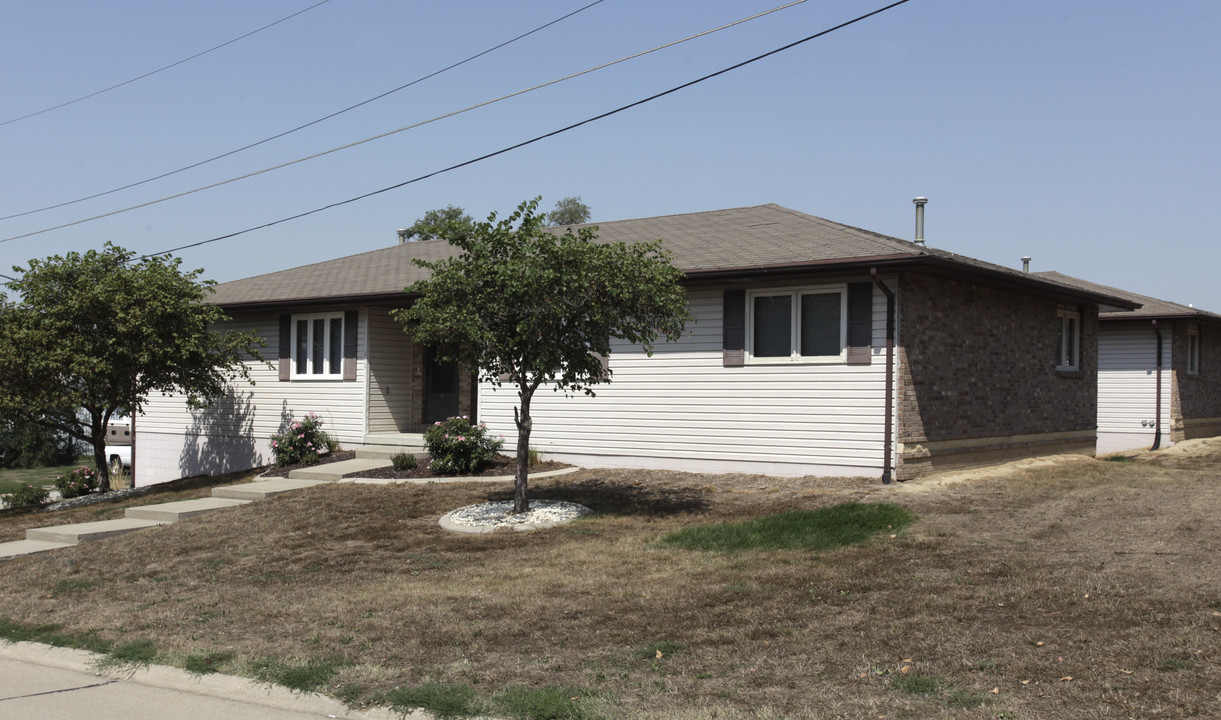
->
[1,441,1220,718]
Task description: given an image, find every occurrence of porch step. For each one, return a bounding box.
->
[125,497,250,522]
[211,478,328,501]
[289,458,392,481]
[25,518,167,545]
[358,433,428,460]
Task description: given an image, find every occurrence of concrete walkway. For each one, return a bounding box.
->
[0,477,322,561]
[0,466,579,560]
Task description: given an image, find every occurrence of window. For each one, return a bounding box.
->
[292,312,345,378]
[1187,325,1200,375]
[1056,309,1080,371]
[748,287,845,362]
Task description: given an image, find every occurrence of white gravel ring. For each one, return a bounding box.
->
[439,500,591,534]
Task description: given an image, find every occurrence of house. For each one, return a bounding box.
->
[136,204,1137,486]
[1035,271,1221,453]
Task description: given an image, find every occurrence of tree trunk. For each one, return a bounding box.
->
[512,392,532,514]
[93,441,111,493]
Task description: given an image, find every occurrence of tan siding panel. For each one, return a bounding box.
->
[478,287,891,472]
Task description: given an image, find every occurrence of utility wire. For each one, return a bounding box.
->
[1,0,608,222]
[145,0,914,260]
[0,0,812,245]
[0,0,334,128]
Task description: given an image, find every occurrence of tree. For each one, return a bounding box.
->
[545,196,591,226]
[0,243,263,491]
[0,413,82,469]
[400,205,475,242]
[396,198,689,513]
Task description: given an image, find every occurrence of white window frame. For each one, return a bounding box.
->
[746,285,847,364]
[290,312,345,379]
[1187,325,1200,375]
[1056,308,1080,371]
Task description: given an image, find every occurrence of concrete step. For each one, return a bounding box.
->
[355,447,428,461]
[0,539,75,559]
[288,458,391,481]
[125,497,250,522]
[25,518,167,545]
[359,433,427,458]
[212,478,328,501]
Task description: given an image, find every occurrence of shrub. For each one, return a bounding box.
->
[55,465,100,499]
[424,416,503,475]
[6,483,50,508]
[391,452,418,471]
[270,412,333,467]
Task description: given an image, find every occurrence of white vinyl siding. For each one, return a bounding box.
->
[366,307,415,433]
[137,310,369,484]
[477,285,895,476]
[1097,323,1173,452]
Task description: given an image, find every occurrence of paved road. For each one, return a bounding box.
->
[0,642,411,720]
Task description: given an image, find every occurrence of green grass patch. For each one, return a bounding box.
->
[379,683,484,719]
[1156,657,1196,672]
[97,638,158,671]
[493,686,596,720]
[183,650,234,675]
[893,672,944,695]
[51,578,98,597]
[250,655,347,692]
[660,502,914,552]
[0,457,96,490]
[0,616,113,654]
[635,640,684,660]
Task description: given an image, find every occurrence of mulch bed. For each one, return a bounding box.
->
[348,453,570,480]
[259,450,569,481]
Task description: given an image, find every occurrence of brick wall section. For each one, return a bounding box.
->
[897,272,1097,476]
[1170,321,1221,439]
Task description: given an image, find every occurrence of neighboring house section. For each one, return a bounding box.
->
[1037,271,1221,453]
[136,204,1135,486]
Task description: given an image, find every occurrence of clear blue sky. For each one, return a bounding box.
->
[2,0,1218,310]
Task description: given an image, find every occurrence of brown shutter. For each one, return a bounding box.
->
[846,282,873,365]
[723,289,745,367]
[343,310,358,381]
[591,351,610,380]
[278,315,292,381]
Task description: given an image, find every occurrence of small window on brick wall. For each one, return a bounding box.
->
[1187,325,1200,375]
[1056,308,1080,371]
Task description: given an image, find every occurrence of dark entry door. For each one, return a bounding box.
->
[425,349,459,423]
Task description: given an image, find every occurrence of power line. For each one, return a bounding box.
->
[145,0,914,260]
[0,0,334,128]
[0,0,608,222]
[0,0,812,245]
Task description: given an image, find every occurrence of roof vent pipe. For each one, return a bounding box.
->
[1021,256,1031,273]
[913,197,928,246]
[397,228,409,244]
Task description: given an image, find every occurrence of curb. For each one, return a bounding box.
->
[0,640,415,719]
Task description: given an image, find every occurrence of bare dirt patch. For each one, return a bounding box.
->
[1,448,1218,718]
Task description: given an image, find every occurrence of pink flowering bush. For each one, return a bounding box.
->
[54,465,100,499]
[7,483,50,508]
[270,412,333,467]
[424,416,502,475]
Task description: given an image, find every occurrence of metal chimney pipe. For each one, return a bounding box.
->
[397,228,409,244]
[1021,256,1031,273]
[913,197,928,246]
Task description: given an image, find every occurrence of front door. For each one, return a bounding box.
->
[424,349,459,423]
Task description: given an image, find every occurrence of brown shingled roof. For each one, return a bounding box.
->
[1035,271,1221,322]
[208,204,1136,310]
